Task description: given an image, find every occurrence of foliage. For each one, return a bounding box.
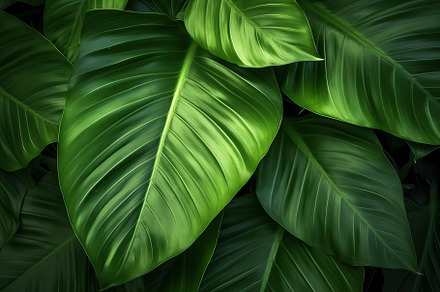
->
[0,0,439,291]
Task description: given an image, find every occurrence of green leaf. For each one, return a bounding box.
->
[383,186,440,292]
[128,0,187,19]
[0,169,30,248]
[0,172,98,291]
[280,0,440,144]
[58,10,282,288]
[199,193,364,291]
[257,115,417,271]
[114,213,222,292]
[16,0,44,6]
[44,0,128,61]
[184,0,321,68]
[0,11,71,171]
[0,0,14,9]
[407,141,440,161]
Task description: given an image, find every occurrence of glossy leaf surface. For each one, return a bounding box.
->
[0,173,98,291]
[114,214,222,292]
[58,10,282,288]
[383,187,440,292]
[0,11,71,171]
[0,169,29,247]
[44,0,128,61]
[280,0,440,144]
[200,194,364,292]
[184,0,320,68]
[257,116,417,271]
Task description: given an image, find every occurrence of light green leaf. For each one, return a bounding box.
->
[280,0,440,144]
[128,0,187,19]
[114,213,222,292]
[44,0,128,61]
[200,193,364,292]
[0,169,30,248]
[383,186,440,292]
[184,0,320,68]
[0,173,98,291]
[58,10,282,288]
[257,115,417,271]
[0,11,71,171]
[407,141,439,161]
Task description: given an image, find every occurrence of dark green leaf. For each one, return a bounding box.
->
[58,10,282,288]
[184,0,321,68]
[257,115,417,271]
[128,0,187,18]
[407,141,440,161]
[280,0,440,144]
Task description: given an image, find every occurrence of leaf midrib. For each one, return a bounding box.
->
[260,227,284,291]
[0,87,57,125]
[299,0,435,100]
[284,124,400,258]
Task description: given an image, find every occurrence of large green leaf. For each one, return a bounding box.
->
[383,186,440,292]
[0,169,30,248]
[280,0,440,144]
[114,213,222,292]
[44,0,128,61]
[128,0,187,19]
[0,11,71,171]
[257,115,417,271]
[0,172,98,291]
[58,10,282,288]
[184,0,320,68]
[199,193,364,291]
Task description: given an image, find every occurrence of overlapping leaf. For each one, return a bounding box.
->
[280,0,440,144]
[44,0,128,61]
[129,0,187,19]
[58,10,282,288]
[184,0,320,68]
[200,194,364,291]
[0,173,98,292]
[257,116,417,271]
[0,11,71,171]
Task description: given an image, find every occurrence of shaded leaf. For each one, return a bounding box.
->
[0,11,71,171]
[280,0,440,144]
[407,141,440,161]
[184,0,320,68]
[128,0,187,18]
[58,10,282,288]
[257,115,417,271]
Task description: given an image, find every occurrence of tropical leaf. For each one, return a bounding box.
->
[0,172,98,292]
[0,11,71,171]
[199,193,364,291]
[257,115,417,271]
[383,186,440,292]
[44,0,128,61]
[279,0,440,144]
[58,10,282,288]
[113,213,222,292]
[128,0,187,19]
[0,169,30,248]
[184,0,320,68]
[407,141,439,161]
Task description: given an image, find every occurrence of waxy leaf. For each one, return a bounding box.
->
[0,173,98,292]
[184,0,320,68]
[257,116,417,271]
[44,0,128,61]
[383,186,440,292]
[280,0,440,144]
[200,194,364,291]
[58,10,282,288]
[0,11,71,171]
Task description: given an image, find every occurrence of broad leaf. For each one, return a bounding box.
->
[184,0,320,68]
[114,214,222,292]
[0,169,30,247]
[257,115,417,271]
[0,173,98,291]
[44,0,128,61]
[58,10,282,288]
[128,0,187,19]
[407,141,439,161]
[280,0,440,144]
[383,186,440,292]
[0,11,71,171]
[200,193,364,291]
